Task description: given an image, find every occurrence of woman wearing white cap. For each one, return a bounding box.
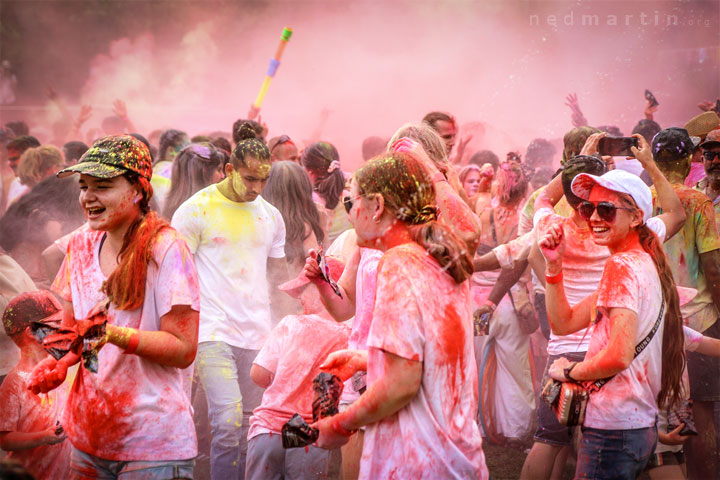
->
[539,168,685,479]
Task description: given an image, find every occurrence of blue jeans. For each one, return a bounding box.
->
[196,341,264,480]
[576,425,657,479]
[71,447,194,479]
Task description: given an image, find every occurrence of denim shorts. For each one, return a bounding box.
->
[71,447,195,479]
[533,351,586,446]
[575,425,657,479]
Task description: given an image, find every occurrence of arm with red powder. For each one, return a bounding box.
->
[312,349,422,449]
[549,308,639,382]
[301,248,359,322]
[0,428,66,451]
[539,219,596,335]
[29,301,81,394]
[399,141,481,253]
[106,304,199,369]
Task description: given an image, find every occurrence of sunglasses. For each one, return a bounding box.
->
[343,194,363,214]
[271,135,295,152]
[578,201,633,223]
[703,151,720,162]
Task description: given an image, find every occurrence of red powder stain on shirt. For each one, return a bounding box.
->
[438,304,466,390]
[212,237,228,246]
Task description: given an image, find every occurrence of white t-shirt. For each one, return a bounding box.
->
[534,208,666,355]
[248,314,350,439]
[6,177,29,204]
[53,228,200,461]
[361,243,488,480]
[171,184,286,350]
[584,250,664,430]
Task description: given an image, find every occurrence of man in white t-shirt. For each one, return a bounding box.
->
[172,128,289,480]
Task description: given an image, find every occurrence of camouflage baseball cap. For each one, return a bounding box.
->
[57,134,152,180]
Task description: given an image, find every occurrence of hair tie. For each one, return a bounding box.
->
[413,205,438,224]
[327,160,340,173]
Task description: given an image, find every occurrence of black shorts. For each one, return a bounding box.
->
[687,318,720,402]
[533,351,586,446]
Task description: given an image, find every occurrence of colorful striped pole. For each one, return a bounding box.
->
[248,27,293,119]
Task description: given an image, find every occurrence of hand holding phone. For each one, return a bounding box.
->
[598,136,639,157]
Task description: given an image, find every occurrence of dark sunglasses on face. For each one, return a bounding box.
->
[703,151,720,162]
[343,194,364,214]
[578,201,633,223]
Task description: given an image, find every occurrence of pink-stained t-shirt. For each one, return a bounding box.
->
[584,250,664,430]
[0,368,71,480]
[341,248,382,405]
[361,243,488,480]
[248,314,350,439]
[52,228,200,461]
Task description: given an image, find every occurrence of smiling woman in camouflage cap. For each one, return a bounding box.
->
[28,134,202,479]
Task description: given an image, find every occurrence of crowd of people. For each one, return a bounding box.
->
[0,96,719,480]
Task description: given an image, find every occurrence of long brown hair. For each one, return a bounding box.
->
[637,223,686,409]
[619,193,685,408]
[355,152,472,283]
[262,161,325,264]
[102,172,169,310]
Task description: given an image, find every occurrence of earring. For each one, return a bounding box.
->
[373,216,380,223]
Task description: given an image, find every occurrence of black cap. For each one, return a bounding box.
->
[652,127,693,161]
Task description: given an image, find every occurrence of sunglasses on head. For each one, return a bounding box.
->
[578,201,633,223]
[271,135,295,152]
[703,151,720,162]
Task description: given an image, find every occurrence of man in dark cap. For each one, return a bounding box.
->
[651,127,720,479]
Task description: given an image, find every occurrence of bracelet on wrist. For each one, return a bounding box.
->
[563,361,578,382]
[545,270,563,284]
[124,330,140,355]
[331,415,356,437]
[483,299,497,312]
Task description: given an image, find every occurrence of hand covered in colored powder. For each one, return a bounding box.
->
[301,249,324,284]
[548,357,572,382]
[538,219,565,270]
[319,349,368,381]
[28,356,68,395]
[41,426,67,445]
[311,416,352,450]
[392,137,443,176]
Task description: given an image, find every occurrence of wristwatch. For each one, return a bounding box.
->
[563,362,578,382]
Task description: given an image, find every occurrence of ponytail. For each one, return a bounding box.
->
[302,142,344,209]
[409,220,473,284]
[315,168,344,210]
[637,224,686,409]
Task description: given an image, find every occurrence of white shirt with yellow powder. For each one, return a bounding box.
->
[171,184,286,350]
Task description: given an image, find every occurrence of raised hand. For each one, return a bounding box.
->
[539,219,565,269]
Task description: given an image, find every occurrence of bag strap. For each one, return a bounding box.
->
[589,294,665,391]
[490,209,498,245]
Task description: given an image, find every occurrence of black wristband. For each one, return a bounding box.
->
[563,361,578,382]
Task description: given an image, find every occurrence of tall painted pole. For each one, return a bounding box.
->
[248,27,293,119]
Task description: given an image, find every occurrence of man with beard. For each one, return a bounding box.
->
[696,129,720,230]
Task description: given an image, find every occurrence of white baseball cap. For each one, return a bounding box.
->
[571,169,652,223]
